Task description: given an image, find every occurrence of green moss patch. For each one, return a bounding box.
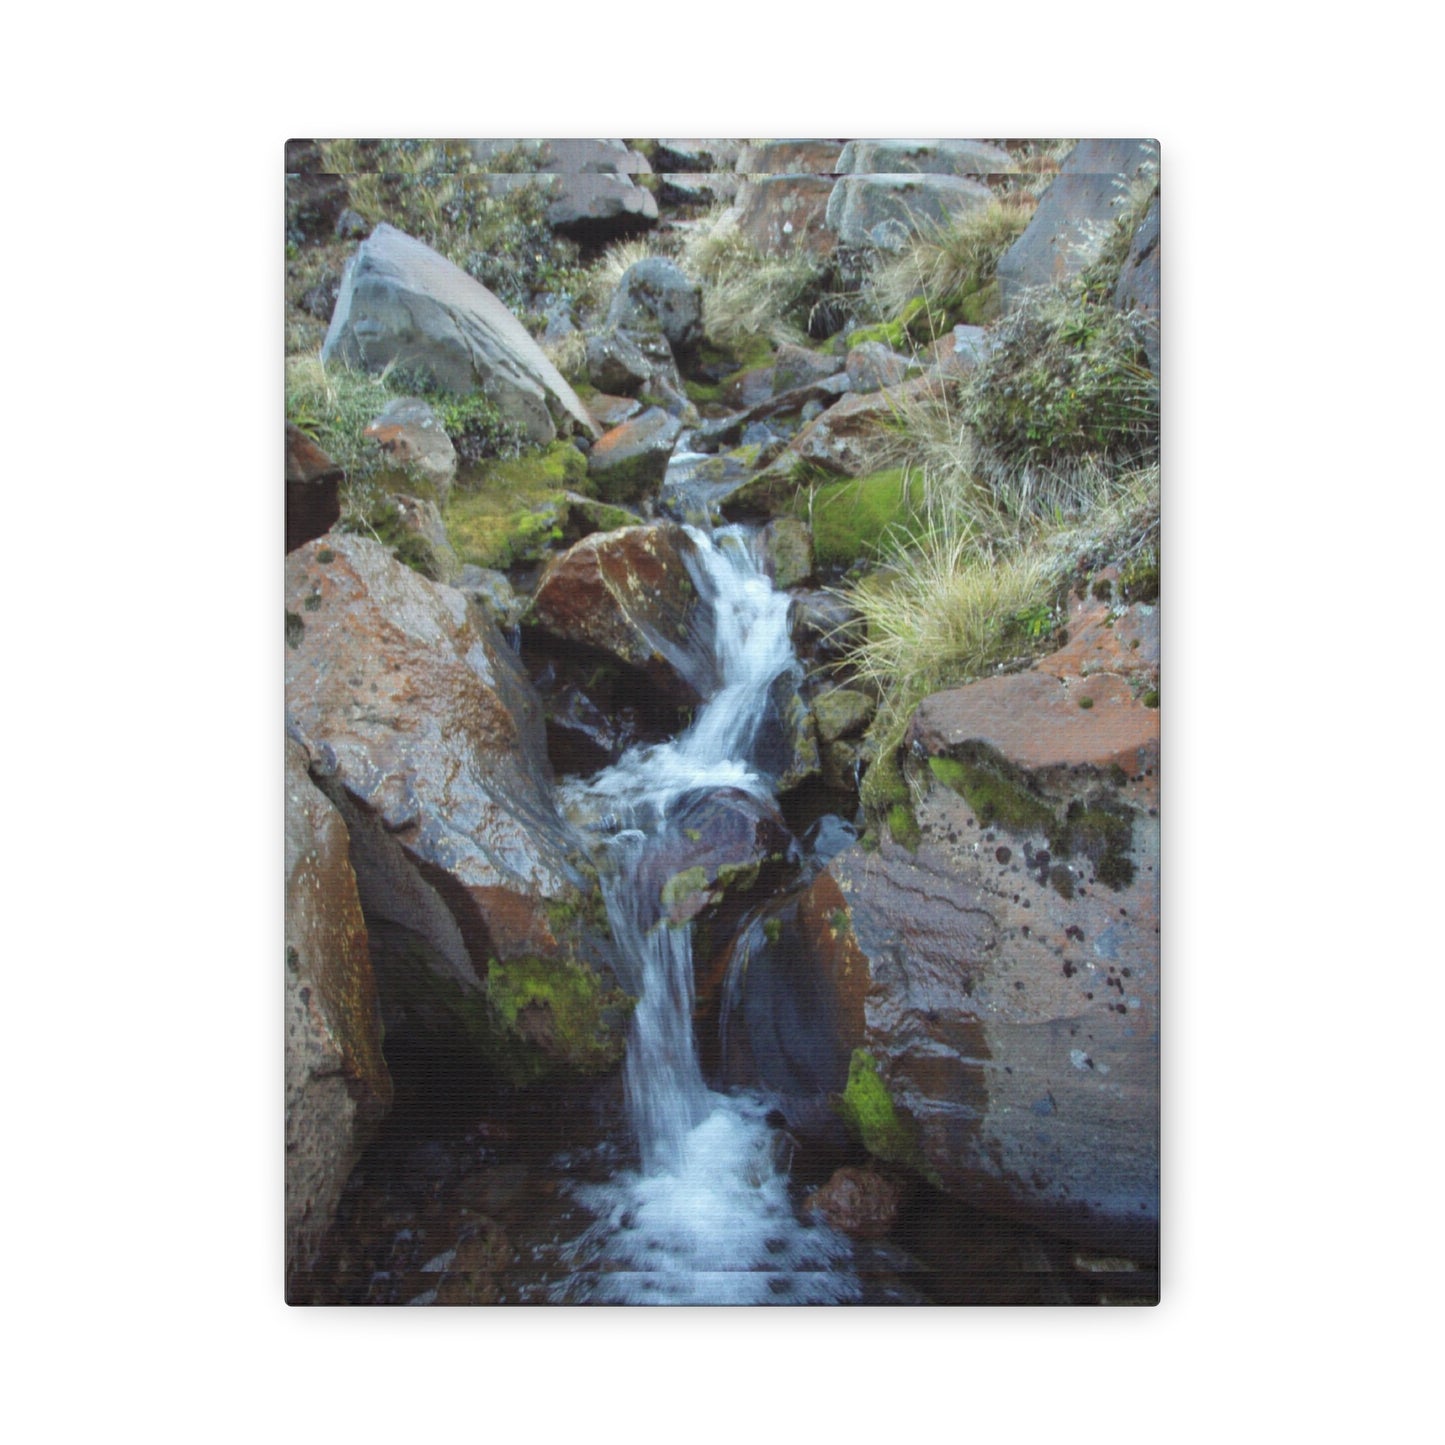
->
[486,953,631,1076]
[930,755,1054,836]
[799,466,924,568]
[836,1049,926,1172]
[444,442,589,570]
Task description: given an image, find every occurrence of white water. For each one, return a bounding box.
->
[556,526,859,1304]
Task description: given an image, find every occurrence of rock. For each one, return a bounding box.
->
[285,535,624,1070]
[334,206,369,240]
[585,393,644,429]
[363,396,458,502]
[468,138,658,236]
[836,139,1016,176]
[996,139,1160,311]
[284,738,391,1293]
[454,565,524,632]
[812,686,875,743]
[656,139,743,172]
[771,342,842,394]
[1113,193,1160,374]
[300,273,341,321]
[285,154,348,245]
[733,175,837,258]
[924,324,990,379]
[722,365,777,409]
[606,258,703,359]
[285,424,343,554]
[736,140,844,174]
[586,408,684,503]
[760,516,813,589]
[693,373,852,453]
[584,326,683,400]
[825,174,996,253]
[784,375,942,479]
[846,340,910,394]
[322,223,599,445]
[380,493,458,583]
[527,525,719,708]
[804,1166,903,1238]
[790,590,861,665]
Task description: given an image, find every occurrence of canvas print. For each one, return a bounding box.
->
[284,138,1161,1305]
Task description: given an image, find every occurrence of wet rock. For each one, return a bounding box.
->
[322,224,599,445]
[285,424,343,554]
[804,1166,903,1238]
[586,408,684,504]
[760,517,813,588]
[825,174,995,253]
[996,139,1159,312]
[812,687,875,743]
[790,590,861,665]
[363,396,458,502]
[285,739,391,1293]
[835,139,1016,176]
[526,524,718,708]
[285,534,608,1007]
[434,1220,513,1305]
[606,258,703,359]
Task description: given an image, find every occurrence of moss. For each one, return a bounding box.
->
[285,610,304,650]
[485,953,631,1076]
[847,319,907,352]
[702,334,775,376]
[714,859,761,896]
[929,755,1054,836]
[762,917,782,944]
[887,802,920,852]
[800,466,924,568]
[1120,556,1159,603]
[661,866,710,914]
[1078,695,1095,710]
[955,278,1001,327]
[835,1049,926,1173]
[316,547,335,565]
[443,442,588,570]
[1142,688,1160,710]
[1092,576,1113,602]
[1053,800,1135,891]
[683,377,726,406]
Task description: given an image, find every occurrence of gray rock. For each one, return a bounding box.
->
[363,396,458,501]
[761,516,814,589]
[736,140,845,174]
[585,325,682,398]
[334,206,369,240]
[825,174,996,253]
[655,139,743,171]
[385,493,459,582]
[771,341,843,394]
[322,223,599,445]
[607,258,703,357]
[1113,193,1160,374]
[836,139,1015,176]
[587,407,684,503]
[996,139,1160,311]
[733,174,837,258]
[469,139,658,231]
[846,340,910,394]
[455,565,525,631]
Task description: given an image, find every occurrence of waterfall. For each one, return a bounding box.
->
[556,526,858,1304]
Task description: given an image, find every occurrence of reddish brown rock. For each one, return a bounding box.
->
[585,392,644,429]
[285,424,343,554]
[284,739,391,1294]
[285,533,600,990]
[527,525,717,707]
[586,408,684,503]
[737,140,845,175]
[804,1166,903,1238]
[734,175,837,259]
[786,375,944,478]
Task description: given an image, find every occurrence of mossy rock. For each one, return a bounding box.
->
[443,441,590,570]
[835,1049,927,1173]
[797,466,924,569]
[485,953,632,1078]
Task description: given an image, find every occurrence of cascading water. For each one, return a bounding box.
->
[554,525,859,1304]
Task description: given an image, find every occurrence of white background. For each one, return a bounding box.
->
[4,4,1438,1440]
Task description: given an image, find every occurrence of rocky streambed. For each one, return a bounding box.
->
[285,141,1161,1304]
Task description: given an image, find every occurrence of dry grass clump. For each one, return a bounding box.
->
[864,202,1033,328]
[675,209,827,351]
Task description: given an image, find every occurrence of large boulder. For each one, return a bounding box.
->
[724,593,1161,1255]
[606,258,703,358]
[824,174,996,253]
[586,407,684,503]
[322,223,600,446]
[284,738,391,1293]
[285,534,625,1072]
[733,175,837,259]
[836,139,1015,176]
[526,525,719,708]
[1113,193,1160,374]
[469,139,658,235]
[996,139,1160,310]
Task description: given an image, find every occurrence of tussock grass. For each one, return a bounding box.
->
[676,209,827,352]
[864,202,1033,329]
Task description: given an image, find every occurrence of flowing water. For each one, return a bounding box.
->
[552,525,860,1304]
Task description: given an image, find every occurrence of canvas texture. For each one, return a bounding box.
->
[284,138,1161,1305]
